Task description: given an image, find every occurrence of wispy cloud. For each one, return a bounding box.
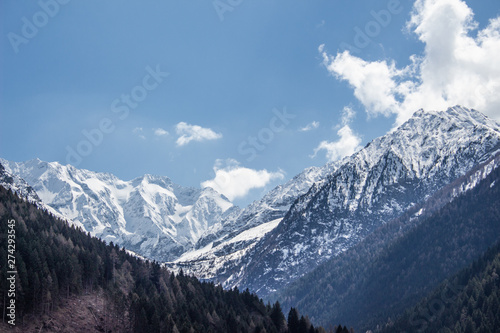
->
[201,159,285,201]
[300,121,320,132]
[320,0,500,126]
[312,106,361,162]
[312,125,362,162]
[341,106,356,126]
[133,127,146,140]
[154,128,169,136]
[175,122,222,146]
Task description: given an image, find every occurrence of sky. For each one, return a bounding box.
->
[1,0,499,207]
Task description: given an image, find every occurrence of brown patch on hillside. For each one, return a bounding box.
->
[1,291,129,333]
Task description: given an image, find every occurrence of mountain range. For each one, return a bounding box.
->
[0,158,236,262]
[198,105,500,295]
[2,105,500,304]
[276,151,500,330]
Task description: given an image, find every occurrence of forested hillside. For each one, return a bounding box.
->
[0,186,328,333]
[276,158,500,331]
[383,241,500,332]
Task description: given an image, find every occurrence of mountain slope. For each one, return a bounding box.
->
[0,161,71,222]
[0,185,323,333]
[227,106,500,296]
[276,152,500,330]
[0,158,236,262]
[0,162,41,203]
[383,239,500,333]
[166,162,339,281]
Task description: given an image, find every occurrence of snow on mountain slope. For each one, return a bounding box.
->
[0,162,69,222]
[0,158,236,262]
[226,106,500,296]
[0,162,42,203]
[166,162,340,280]
[170,218,282,280]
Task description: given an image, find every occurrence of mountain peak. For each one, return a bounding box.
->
[228,107,500,296]
[0,158,234,262]
[410,105,499,129]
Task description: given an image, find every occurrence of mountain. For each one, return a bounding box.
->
[0,162,41,203]
[0,157,340,268]
[0,161,70,222]
[276,152,500,330]
[223,106,500,296]
[3,106,499,305]
[0,158,236,262]
[166,162,339,281]
[0,184,327,333]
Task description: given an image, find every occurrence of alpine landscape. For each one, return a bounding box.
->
[1,0,500,332]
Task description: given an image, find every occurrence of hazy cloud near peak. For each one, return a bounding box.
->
[312,125,362,162]
[312,106,362,162]
[201,159,285,201]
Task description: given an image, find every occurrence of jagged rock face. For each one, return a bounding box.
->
[0,158,236,262]
[166,162,339,281]
[0,162,42,203]
[0,162,71,222]
[226,106,500,296]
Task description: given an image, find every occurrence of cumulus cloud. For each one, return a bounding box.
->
[201,159,285,201]
[300,121,320,132]
[320,0,500,126]
[175,122,222,146]
[154,128,168,136]
[312,125,362,162]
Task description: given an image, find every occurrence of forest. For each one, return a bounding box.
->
[1,165,499,332]
[0,185,338,332]
[383,240,500,332]
[276,160,500,331]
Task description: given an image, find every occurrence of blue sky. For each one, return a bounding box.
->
[1,0,499,206]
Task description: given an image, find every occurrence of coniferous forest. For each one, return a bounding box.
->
[2,164,500,332]
[276,158,500,331]
[383,240,500,332]
[0,186,334,333]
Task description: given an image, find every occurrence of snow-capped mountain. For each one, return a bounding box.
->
[0,162,42,204]
[0,158,236,262]
[166,162,338,280]
[3,106,499,299]
[223,106,500,296]
[0,162,70,222]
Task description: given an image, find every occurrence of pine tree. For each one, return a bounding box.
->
[271,301,285,330]
[288,308,300,333]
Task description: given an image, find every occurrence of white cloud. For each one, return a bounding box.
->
[175,122,222,146]
[312,125,362,162]
[154,128,169,136]
[300,121,320,132]
[321,0,500,126]
[322,50,402,119]
[341,106,356,125]
[201,159,285,201]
